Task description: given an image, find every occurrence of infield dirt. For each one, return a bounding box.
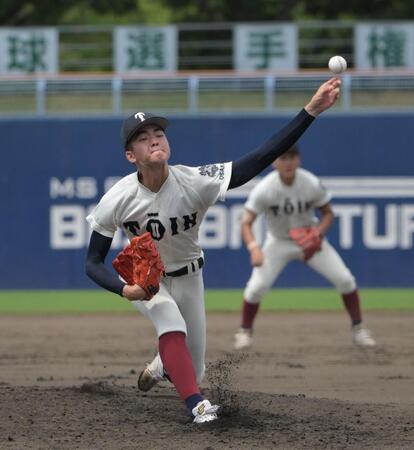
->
[0,311,413,449]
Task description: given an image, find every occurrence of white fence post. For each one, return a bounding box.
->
[112,76,122,115]
[342,73,352,111]
[36,78,46,116]
[188,75,199,113]
[265,75,275,111]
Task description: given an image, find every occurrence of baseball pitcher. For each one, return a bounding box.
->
[85,78,341,424]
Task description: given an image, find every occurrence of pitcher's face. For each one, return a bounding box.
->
[125,125,171,167]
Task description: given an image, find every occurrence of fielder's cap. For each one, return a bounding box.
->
[285,145,300,155]
[121,112,169,148]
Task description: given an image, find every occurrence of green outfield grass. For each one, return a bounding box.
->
[0,289,412,314]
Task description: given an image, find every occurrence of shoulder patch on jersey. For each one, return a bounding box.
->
[198,164,219,177]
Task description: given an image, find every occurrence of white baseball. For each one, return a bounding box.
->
[328,55,347,74]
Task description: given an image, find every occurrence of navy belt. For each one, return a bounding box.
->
[165,257,204,277]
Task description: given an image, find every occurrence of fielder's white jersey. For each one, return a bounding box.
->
[245,168,331,240]
[87,163,232,272]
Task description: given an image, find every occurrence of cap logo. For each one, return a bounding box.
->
[134,112,146,122]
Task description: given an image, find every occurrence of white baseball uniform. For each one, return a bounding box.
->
[87,163,232,382]
[244,168,356,303]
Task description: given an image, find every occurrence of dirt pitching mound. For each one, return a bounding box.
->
[1,384,412,449]
[1,312,413,449]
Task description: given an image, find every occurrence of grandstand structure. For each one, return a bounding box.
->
[2,21,414,115]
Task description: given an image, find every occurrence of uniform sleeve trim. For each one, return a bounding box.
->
[218,161,233,202]
[86,215,115,238]
[314,193,332,208]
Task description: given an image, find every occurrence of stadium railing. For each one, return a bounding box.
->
[2,71,414,116]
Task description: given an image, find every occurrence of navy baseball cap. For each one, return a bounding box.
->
[285,145,300,155]
[121,112,169,148]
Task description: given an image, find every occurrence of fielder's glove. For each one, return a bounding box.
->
[288,227,322,261]
[112,232,165,299]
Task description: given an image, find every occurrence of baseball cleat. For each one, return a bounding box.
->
[352,324,376,347]
[192,399,220,424]
[234,328,253,350]
[137,353,165,392]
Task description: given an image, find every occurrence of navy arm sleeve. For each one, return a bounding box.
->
[228,109,314,189]
[85,231,125,296]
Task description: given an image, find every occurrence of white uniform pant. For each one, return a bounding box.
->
[244,236,356,304]
[131,270,206,383]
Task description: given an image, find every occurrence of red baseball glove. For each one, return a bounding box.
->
[288,227,322,261]
[112,232,165,299]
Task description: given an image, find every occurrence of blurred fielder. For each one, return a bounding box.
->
[234,146,376,350]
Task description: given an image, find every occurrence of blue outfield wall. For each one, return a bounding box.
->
[1,113,413,289]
